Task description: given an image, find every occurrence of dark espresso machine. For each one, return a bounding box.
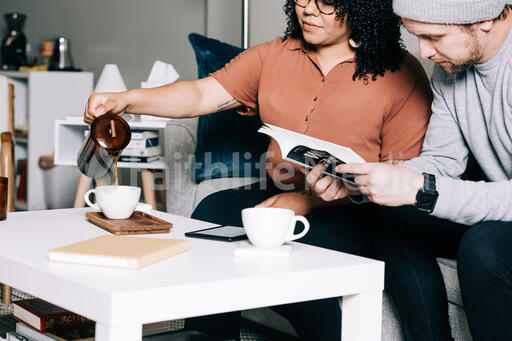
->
[1,12,27,70]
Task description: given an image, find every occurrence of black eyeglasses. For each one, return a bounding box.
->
[294,0,336,15]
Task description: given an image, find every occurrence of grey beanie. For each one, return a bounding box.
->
[393,0,509,24]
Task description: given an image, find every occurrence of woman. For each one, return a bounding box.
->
[85,0,432,339]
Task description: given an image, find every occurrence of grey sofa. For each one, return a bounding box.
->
[163,117,472,341]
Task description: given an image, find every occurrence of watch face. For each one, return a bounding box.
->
[417,192,431,206]
[416,190,439,213]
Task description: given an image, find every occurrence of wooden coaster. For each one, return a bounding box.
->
[85,211,173,235]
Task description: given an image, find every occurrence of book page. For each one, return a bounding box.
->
[258,124,365,163]
[258,124,364,186]
[258,125,293,156]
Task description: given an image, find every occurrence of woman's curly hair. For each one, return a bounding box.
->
[283,0,405,81]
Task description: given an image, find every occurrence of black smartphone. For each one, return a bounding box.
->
[185,225,247,242]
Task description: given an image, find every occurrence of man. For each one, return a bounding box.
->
[307,0,512,340]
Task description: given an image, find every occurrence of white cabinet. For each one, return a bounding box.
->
[0,71,93,210]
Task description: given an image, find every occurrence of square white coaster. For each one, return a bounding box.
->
[233,241,292,258]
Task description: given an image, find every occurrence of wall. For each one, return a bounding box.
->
[0,0,207,88]
[0,1,433,88]
[206,0,286,48]
[206,0,242,47]
[401,28,435,76]
[205,1,433,74]
[248,0,287,46]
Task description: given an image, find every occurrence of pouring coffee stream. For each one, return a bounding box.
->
[109,119,119,186]
[77,114,131,186]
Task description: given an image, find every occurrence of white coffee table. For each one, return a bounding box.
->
[0,208,384,341]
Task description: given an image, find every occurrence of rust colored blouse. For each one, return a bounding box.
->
[212,37,433,186]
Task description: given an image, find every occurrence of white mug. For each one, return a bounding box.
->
[241,207,310,249]
[84,185,141,219]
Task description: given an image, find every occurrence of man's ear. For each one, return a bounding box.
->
[478,20,494,33]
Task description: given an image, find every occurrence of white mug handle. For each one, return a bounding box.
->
[84,189,100,210]
[286,215,310,242]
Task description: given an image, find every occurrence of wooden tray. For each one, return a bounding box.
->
[85,211,173,235]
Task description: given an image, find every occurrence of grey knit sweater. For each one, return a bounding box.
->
[403,29,512,226]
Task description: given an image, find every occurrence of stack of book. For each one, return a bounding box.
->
[15,159,28,204]
[119,130,161,163]
[4,298,94,341]
[1,298,175,341]
[83,129,162,163]
[0,315,17,341]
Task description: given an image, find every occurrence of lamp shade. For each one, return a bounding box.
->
[94,64,127,93]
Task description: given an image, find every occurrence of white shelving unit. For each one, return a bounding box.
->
[55,117,169,209]
[0,71,94,211]
[54,117,168,169]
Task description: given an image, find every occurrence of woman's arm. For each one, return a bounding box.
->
[84,77,241,124]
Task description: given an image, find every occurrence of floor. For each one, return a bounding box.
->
[161,319,296,341]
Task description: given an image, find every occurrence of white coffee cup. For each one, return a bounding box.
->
[84,185,141,219]
[241,207,310,249]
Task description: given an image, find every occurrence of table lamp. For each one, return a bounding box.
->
[93,64,134,120]
[94,64,127,93]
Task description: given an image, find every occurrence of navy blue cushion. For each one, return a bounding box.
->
[188,33,268,181]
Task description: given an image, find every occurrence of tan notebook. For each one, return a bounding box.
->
[48,235,189,269]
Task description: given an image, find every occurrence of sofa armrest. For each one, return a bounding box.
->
[163,117,199,217]
[162,117,262,217]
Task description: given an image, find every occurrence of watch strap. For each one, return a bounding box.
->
[423,173,436,193]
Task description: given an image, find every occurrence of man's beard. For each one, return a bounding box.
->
[438,33,482,74]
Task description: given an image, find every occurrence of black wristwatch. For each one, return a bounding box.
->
[415,173,438,213]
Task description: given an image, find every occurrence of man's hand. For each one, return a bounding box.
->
[336,163,424,206]
[305,164,352,201]
[84,92,132,124]
[256,192,320,216]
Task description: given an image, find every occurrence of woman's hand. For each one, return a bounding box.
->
[256,192,319,216]
[305,164,353,201]
[83,91,132,124]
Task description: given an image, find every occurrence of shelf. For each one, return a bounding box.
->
[0,71,29,79]
[0,71,88,79]
[127,120,169,129]
[56,159,166,170]
[64,116,169,129]
[55,118,168,170]
[14,125,28,142]
[117,160,166,170]
[2,71,94,210]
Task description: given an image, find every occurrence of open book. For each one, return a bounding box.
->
[258,124,365,186]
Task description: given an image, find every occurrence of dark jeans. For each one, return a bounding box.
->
[185,180,512,341]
